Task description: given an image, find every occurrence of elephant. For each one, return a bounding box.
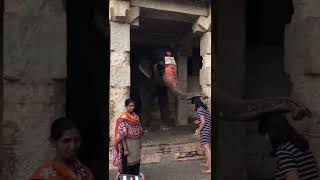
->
[135,48,203,131]
[134,47,312,132]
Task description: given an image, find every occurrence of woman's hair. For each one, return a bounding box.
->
[258,113,309,155]
[50,117,78,141]
[191,97,208,111]
[125,99,135,106]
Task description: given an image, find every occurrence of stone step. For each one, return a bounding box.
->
[109,126,205,170]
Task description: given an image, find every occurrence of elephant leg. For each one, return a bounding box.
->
[140,89,153,129]
[158,87,170,130]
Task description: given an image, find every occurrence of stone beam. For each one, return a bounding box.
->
[131,0,208,16]
[192,3,211,34]
[140,8,197,23]
[127,6,140,27]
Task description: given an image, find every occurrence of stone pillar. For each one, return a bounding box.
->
[1,0,66,179]
[284,0,320,163]
[199,32,212,112]
[192,4,212,112]
[109,1,139,144]
[175,52,189,125]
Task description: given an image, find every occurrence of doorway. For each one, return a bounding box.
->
[66,0,109,179]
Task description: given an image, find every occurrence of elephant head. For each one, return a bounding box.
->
[213,87,312,121]
[138,48,204,100]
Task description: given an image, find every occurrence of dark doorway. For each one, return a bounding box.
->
[66,0,109,179]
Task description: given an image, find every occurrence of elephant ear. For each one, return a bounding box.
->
[138,59,153,79]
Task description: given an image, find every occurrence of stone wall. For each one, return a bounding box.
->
[1,0,66,179]
[245,46,291,179]
[284,0,320,163]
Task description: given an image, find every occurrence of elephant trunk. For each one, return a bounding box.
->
[163,64,201,100]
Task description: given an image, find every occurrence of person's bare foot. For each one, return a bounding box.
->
[201,169,211,174]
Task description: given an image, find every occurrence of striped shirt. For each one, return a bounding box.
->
[196,106,211,144]
[275,141,319,180]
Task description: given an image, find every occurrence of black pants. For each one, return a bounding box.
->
[121,144,140,175]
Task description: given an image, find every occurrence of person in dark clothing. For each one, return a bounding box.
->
[258,113,319,180]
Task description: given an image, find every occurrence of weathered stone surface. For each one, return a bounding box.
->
[5,0,65,14]
[110,22,130,51]
[285,0,320,164]
[4,81,65,104]
[109,0,130,22]
[110,51,130,66]
[2,0,66,178]
[200,32,211,56]
[2,102,64,180]
[199,67,211,86]
[4,14,66,81]
[176,55,188,125]
[192,15,211,34]
[131,0,208,16]
[127,7,140,24]
[110,66,131,87]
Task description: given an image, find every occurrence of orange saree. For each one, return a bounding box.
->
[112,112,143,167]
[29,160,95,180]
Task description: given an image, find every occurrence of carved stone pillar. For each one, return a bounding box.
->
[109,0,139,144]
[175,52,190,125]
[1,0,66,179]
[192,4,212,112]
[284,0,320,163]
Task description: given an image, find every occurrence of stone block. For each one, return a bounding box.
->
[110,22,130,51]
[110,65,130,87]
[127,7,140,24]
[131,0,208,16]
[200,67,211,86]
[176,101,189,126]
[1,102,63,179]
[4,81,65,104]
[292,0,320,20]
[302,17,320,75]
[109,0,130,22]
[49,59,66,80]
[110,51,130,66]
[5,0,65,15]
[201,54,211,68]
[192,14,211,34]
[4,14,66,81]
[200,32,211,56]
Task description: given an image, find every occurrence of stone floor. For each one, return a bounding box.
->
[109,125,205,169]
[109,159,212,180]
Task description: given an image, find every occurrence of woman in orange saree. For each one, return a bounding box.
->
[113,99,143,175]
[29,117,95,180]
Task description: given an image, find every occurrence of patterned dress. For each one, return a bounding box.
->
[113,112,143,171]
[196,106,211,145]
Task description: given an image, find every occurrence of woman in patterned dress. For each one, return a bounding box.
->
[29,117,95,180]
[259,113,319,180]
[113,99,144,176]
[192,97,212,174]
